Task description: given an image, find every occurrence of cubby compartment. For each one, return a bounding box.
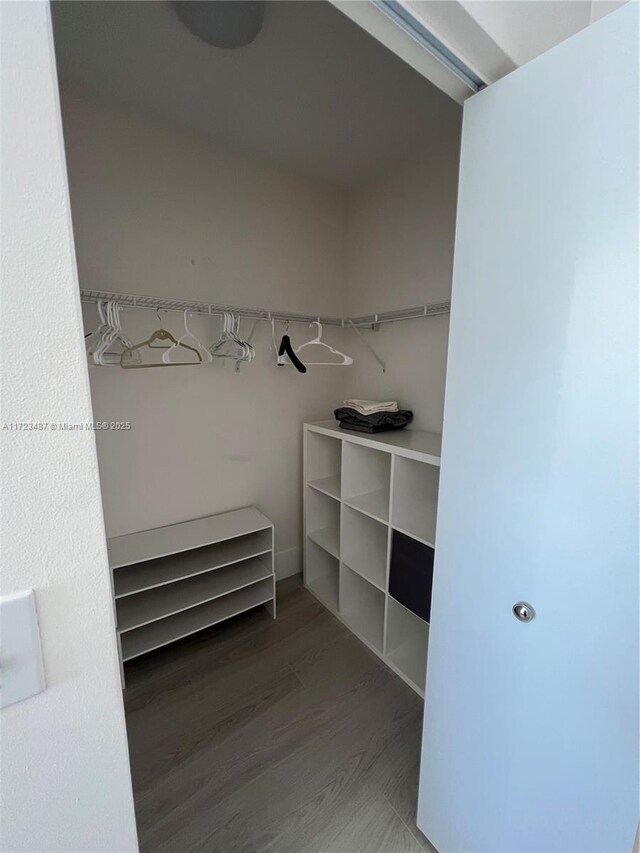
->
[385,596,429,693]
[340,563,385,651]
[306,486,340,558]
[305,539,339,613]
[342,443,391,523]
[305,430,342,500]
[392,455,439,546]
[341,504,388,590]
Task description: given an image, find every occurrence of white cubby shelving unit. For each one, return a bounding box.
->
[303,421,440,697]
[108,507,275,685]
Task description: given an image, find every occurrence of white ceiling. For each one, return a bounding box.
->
[51,0,461,188]
[458,0,594,66]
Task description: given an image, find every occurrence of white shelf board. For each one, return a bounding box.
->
[307,527,340,559]
[341,560,386,592]
[305,537,339,613]
[113,531,272,598]
[116,556,272,633]
[340,565,385,652]
[383,655,426,699]
[305,430,342,483]
[307,475,341,500]
[344,488,390,524]
[342,602,384,652]
[341,506,388,590]
[108,507,272,569]
[306,574,339,614]
[392,499,438,548]
[386,596,429,693]
[306,585,418,695]
[121,580,273,662]
[387,640,428,693]
[306,421,441,466]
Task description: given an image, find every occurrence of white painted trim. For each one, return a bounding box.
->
[0,2,138,848]
[274,546,302,581]
[404,0,517,81]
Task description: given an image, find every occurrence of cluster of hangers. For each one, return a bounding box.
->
[273,319,352,373]
[85,299,353,370]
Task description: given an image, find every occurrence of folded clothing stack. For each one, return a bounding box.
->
[334,400,413,434]
[343,399,398,415]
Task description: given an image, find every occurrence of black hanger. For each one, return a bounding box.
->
[278,334,307,373]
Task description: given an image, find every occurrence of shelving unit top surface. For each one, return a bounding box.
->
[305,421,441,465]
[107,506,272,569]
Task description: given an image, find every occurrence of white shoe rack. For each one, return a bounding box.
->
[303,421,440,697]
[107,507,275,685]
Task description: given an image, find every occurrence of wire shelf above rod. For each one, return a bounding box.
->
[350,302,451,325]
[79,289,450,329]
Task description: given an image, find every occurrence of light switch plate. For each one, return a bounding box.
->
[1,589,46,709]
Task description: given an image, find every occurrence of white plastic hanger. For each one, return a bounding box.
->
[109,301,141,366]
[162,309,212,364]
[91,301,122,366]
[230,314,254,362]
[88,300,116,365]
[87,300,139,366]
[235,319,258,373]
[120,311,202,369]
[86,300,109,355]
[209,312,255,363]
[293,321,353,365]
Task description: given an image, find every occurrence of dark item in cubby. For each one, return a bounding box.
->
[389,530,434,622]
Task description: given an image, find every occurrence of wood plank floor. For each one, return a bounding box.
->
[124,575,436,853]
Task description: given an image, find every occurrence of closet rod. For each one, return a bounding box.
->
[79,289,450,329]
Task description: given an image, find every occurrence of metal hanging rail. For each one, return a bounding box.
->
[79,289,450,329]
[371,0,486,94]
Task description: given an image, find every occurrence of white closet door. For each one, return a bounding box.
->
[418,5,638,852]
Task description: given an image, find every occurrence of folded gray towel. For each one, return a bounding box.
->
[334,407,413,434]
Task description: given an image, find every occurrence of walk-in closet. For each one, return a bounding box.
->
[51,1,461,849]
[5,0,636,849]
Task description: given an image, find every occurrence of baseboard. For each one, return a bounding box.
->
[275,546,302,580]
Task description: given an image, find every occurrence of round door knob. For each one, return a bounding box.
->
[512,601,536,622]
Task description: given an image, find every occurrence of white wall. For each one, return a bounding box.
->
[59,90,461,575]
[0,5,138,851]
[343,137,461,433]
[61,95,348,577]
